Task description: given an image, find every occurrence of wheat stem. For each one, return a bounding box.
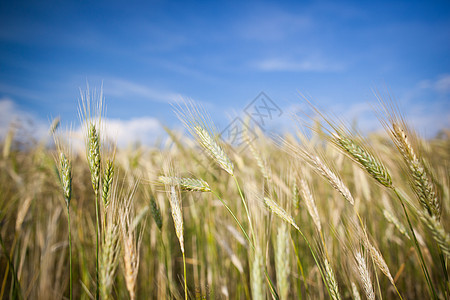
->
[393,188,437,300]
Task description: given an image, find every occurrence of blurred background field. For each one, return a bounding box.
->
[0,98,448,299]
[1,0,449,299]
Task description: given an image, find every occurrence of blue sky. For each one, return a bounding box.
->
[0,0,449,145]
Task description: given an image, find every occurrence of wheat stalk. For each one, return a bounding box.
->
[275,222,290,299]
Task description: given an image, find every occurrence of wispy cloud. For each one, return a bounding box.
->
[105,78,183,103]
[254,57,344,72]
[236,6,312,42]
[418,74,450,94]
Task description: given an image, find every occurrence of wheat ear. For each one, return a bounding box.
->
[194,125,234,175]
[355,251,375,300]
[251,246,265,300]
[383,209,410,240]
[120,190,142,300]
[392,124,440,218]
[333,133,392,188]
[351,281,362,300]
[300,178,321,232]
[159,176,211,192]
[264,197,299,230]
[364,239,395,286]
[102,159,114,208]
[323,258,341,300]
[100,194,120,300]
[419,210,450,258]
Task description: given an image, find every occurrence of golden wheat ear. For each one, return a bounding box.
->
[174,100,234,175]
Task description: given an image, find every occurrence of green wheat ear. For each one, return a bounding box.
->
[102,159,114,208]
[333,134,392,188]
[59,152,72,206]
[88,124,101,194]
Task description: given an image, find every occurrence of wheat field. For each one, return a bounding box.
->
[0,93,448,299]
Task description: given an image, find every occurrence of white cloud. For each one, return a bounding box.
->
[102,117,163,147]
[0,97,48,141]
[72,117,164,151]
[255,57,344,72]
